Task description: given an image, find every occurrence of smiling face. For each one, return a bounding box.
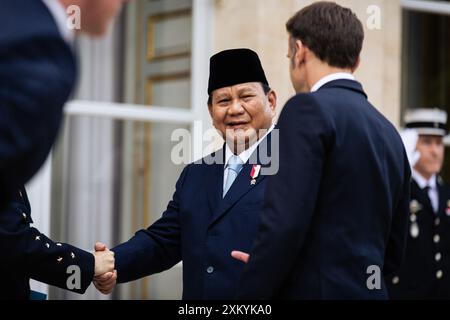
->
[208,82,276,154]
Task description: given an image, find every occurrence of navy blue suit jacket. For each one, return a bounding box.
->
[0,0,76,208]
[237,80,411,299]
[113,137,273,299]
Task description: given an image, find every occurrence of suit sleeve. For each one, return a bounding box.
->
[383,148,411,277]
[113,165,189,283]
[236,95,332,299]
[0,225,94,294]
[0,35,76,208]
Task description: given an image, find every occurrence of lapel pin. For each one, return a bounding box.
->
[410,200,422,214]
[250,165,261,186]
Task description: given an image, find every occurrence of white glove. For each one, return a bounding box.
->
[399,129,420,168]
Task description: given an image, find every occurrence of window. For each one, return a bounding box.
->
[401,0,450,180]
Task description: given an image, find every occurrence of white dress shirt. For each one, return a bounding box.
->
[412,169,439,213]
[223,124,275,190]
[310,72,356,92]
[41,0,74,44]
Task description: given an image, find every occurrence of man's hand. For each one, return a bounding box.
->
[93,242,117,295]
[400,129,420,168]
[94,270,117,295]
[231,250,250,263]
[93,242,115,276]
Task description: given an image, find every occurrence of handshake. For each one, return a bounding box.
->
[93,242,117,294]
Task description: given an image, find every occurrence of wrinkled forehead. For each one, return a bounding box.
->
[212,82,263,98]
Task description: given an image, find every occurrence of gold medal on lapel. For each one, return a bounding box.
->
[410,200,422,214]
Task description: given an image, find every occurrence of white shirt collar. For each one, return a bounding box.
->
[310,72,356,92]
[41,0,74,44]
[412,169,437,190]
[224,124,275,167]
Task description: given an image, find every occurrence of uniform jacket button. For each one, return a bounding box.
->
[435,253,442,262]
[434,234,440,243]
[206,266,214,274]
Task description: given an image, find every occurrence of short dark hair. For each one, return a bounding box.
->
[207,82,271,106]
[286,1,364,69]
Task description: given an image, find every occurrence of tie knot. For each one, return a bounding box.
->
[227,155,244,172]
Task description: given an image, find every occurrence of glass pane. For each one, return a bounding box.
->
[147,75,191,108]
[130,0,193,109]
[148,12,192,60]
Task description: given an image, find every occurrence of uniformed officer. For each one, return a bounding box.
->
[0,0,127,299]
[388,108,450,299]
[0,186,115,299]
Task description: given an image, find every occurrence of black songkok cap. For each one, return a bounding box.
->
[207,48,269,95]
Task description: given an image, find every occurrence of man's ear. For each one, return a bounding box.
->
[268,90,277,114]
[294,39,306,68]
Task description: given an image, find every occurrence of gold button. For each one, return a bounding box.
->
[435,253,442,261]
[434,235,440,243]
[437,270,443,279]
[392,276,400,284]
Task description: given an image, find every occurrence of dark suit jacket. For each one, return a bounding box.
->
[0,1,85,298]
[0,187,94,300]
[113,136,273,299]
[237,79,411,299]
[387,178,450,299]
[0,0,77,208]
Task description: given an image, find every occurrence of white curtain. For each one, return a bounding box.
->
[49,15,123,300]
